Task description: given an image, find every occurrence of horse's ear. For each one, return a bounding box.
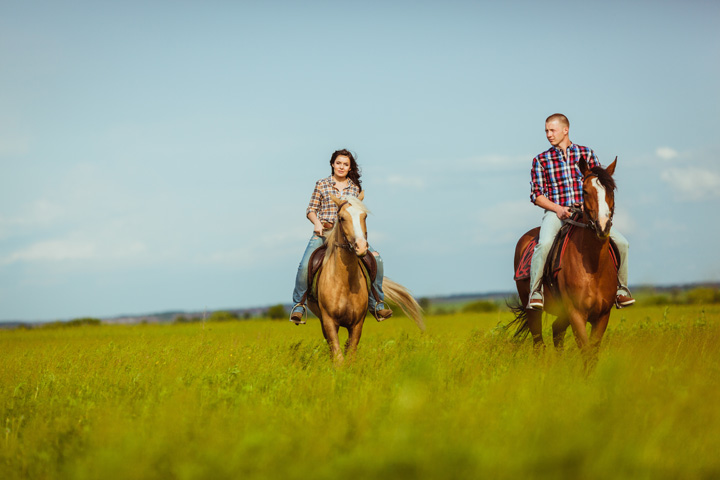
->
[357,191,365,201]
[605,156,617,176]
[330,195,342,206]
[578,156,589,176]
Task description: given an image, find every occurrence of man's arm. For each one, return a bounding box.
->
[534,194,572,220]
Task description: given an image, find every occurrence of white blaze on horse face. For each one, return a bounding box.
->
[591,177,611,231]
[346,204,368,254]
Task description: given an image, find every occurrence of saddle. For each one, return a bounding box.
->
[514,213,619,284]
[301,244,380,305]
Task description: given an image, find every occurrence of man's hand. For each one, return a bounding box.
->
[534,195,572,220]
[556,206,572,220]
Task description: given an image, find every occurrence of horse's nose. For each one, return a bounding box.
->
[596,214,612,235]
[596,218,612,238]
[354,237,368,257]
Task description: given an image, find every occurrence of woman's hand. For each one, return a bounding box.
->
[313,221,324,236]
[307,211,324,236]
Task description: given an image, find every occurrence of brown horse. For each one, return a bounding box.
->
[510,158,619,364]
[307,194,425,364]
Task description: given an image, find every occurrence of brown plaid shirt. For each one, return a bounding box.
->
[306,176,361,223]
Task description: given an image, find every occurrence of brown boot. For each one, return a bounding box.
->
[289,305,306,325]
[616,293,635,309]
[372,304,393,322]
[527,291,544,311]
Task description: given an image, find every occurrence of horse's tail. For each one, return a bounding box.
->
[383,278,426,332]
[506,296,531,340]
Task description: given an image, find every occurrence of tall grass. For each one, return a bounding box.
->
[2,305,719,479]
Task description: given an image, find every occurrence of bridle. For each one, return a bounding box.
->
[565,205,589,229]
[565,173,613,234]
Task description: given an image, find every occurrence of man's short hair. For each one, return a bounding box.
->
[546,113,569,128]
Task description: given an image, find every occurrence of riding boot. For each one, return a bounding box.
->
[616,286,635,309]
[367,248,392,321]
[289,304,306,325]
[371,303,393,322]
[289,234,324,324]
[609,228,634,308]
[527,290,544,311]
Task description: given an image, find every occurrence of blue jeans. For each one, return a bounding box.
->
[291,234,386,313]
[528,210,630,297]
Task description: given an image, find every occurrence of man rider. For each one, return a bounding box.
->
[527,113,635,310]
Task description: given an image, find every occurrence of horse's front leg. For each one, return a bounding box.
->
[585,312,611,369]
[567,308,590,352]
[321,317,344,364]
[589,312,610,348]
[526,310,545,348]
[344,319,365,360]
[552,315,570,350]
[569,308,608,372]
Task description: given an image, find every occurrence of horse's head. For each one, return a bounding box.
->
[579,156,617,239]
[331,191,368,257]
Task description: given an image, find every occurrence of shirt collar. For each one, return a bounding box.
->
[551,143,577,157]
[329,176,357,189]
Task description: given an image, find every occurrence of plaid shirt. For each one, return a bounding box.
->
[306,176,361,223]
[530,144,599,206]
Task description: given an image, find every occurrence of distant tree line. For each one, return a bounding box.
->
[41,317,102,329]
[639,287,720,306]
[173,304,288,324]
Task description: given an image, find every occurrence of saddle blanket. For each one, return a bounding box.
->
[514,227,618,281]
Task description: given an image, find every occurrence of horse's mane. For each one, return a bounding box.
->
[323,196,370,264]
[343,195,370,214]
[589,166,616,191]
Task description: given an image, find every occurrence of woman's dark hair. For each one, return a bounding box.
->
[330,149,362,191]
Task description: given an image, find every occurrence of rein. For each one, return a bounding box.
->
[565,171,610,233]
[565,205,589,228]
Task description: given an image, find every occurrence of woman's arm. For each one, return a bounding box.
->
[306,182,325,235]
[307,210,324,235]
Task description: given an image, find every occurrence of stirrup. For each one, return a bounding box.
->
[289,304,307,325]
[527,291,544,311]
[370,303,392,322]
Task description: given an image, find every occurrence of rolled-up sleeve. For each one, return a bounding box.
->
[587,149,600,169]
[530,157,544,204]
[306,181,322,217]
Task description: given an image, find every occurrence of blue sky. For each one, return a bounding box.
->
[1,0,719,321]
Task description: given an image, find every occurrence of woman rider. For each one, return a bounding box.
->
[289,149,392,324]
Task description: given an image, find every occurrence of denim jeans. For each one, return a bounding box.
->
[528,209,630,296]
[291,234,386,313]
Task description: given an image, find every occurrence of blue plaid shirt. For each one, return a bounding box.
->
[530,144,599,206]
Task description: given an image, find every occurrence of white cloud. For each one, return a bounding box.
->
[0,227,149,266]
[0,200,66,240]
[453,154,529,173]
[383,175,426,189]
[0,134,30,156]
[380,154,528,190]
[612,210,636,235]
[1,239,97,265]
[660,167,720,201]
[473,200,538,246]
[199,230,303,268]
[656,147,679,160]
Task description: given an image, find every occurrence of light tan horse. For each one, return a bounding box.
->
[307,194,425,363]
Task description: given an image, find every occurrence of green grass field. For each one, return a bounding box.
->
[2,304,719,479]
